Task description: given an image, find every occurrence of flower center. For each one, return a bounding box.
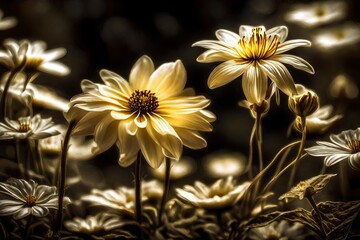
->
[18,117,32,132]
[25,195,37,207]
[26,57,43,72]
[238,27,280,61]
[347,139,360,153]
[128,90,159,113]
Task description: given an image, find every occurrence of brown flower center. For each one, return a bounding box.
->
[26,57,43,71]
[238,27,280,61]
[18,117,32,132]
[25,195,37,207]
[129,90,159,113]
[347,139,360,153]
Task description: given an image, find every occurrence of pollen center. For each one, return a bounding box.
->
[25,195,37,207]
[18,117,32,132]
[238,27,280,61]
[128,90,159,113]
[347,139,360,153]
[26,57,43,71]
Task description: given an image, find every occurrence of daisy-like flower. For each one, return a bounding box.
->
[0,114,60,140]
[247,220,307,240]
[0,39,70,76]
[66,55,215,168]
[151,156,195,180]
[64,213,124,235]
[204,151,246,178]
[292,105,343,135]
[284,1,347,28]
[0,9,17,30]
[305,128,360,170]
[329,74,358,100]
[0,178,70,220]
[192,25,314,104]
[313,23,360,49]
[176,176,251,209]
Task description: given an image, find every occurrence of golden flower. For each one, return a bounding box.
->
[151,156,195,180]
[0,9,17,30]
[0,39,70,76]
[176,176,251,209]
[247,220,306,240]
[0,178,70,220]
[292,105,342,135]
[204,151,246,178]
[0,114,60,140]
[284,1,347,28]
[193,25,314,104]
[328,74,358,99]
[66,55,215,168]
[313,23,360,49]
[288,84,319,117]
[305,128,360,170]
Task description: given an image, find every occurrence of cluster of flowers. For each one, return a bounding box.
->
[0,2,359,239]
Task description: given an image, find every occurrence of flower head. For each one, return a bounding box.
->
[66,55,215,168]
[305,128,360,170]
[0,39,70,76]
[284,1,347,28]
[329,74,358,100]
[288,84,319,117]
[0,114,60,140]
[0,9,17,30]
[151,157,195,180]
[193,25,314,104]
[176,176,250,209]
[204,151,246,178]
[0,178,70,220]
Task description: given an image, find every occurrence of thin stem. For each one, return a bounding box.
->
[306,196,327,239]
[255,111,263,171]
[158,157,171,225]
[15,140,25,179]
[53,121,75,235]
[246,123,256,179]
[135,151,143,225]
[23,214,32,240]
[339,161,348,201]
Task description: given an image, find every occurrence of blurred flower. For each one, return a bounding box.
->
[64,212,124,235]
[193,25,314,104]
[306,128,360,170]
[204,151,246,178]
[29,84,70,112]
[313,23,360,49]
[0,39,70,76]
[329,74,358,99]
[284,1,347,28]
[176,176,251,209]
[247,220,307,240]
[151,156,195,180]
[0,114,60,140]
[0,178,70,220]
[292,105,342,135]
[0,9,17,30]
[279,174,336,201]
[0,73,34,107]
[66,55,215,168]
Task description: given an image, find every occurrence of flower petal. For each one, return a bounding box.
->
[272,54,314,74]
[242,63,268,104]
[207,60,248,89]
[129,55,154,90]
[136,128,164,168]
[277,39,311,54]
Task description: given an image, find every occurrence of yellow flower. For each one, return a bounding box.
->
[66,55,215,168]
[193,25,314,104]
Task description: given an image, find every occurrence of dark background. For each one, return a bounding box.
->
[0,0,359,201]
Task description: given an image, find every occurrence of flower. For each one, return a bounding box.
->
[204,151,246,178]
[0,39,70,76]
[192,25,314,104]
[247,220,307,240]
[64,213,124,235]
[176,176,251,209]
[288,84,319,117]
[0,9,17,30]
[0,178,70,220]
[284,1,347,28]
[151,156,195,180]
[328,74,358,99]
[313,23,360,49]
[305,128,360,170]
[292,105,343,135]
[0,114,60,140]
[66,55,215,168]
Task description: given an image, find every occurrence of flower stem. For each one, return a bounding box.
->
[306,196,327,239]
[158,157,171,225]
[53,121,75,235]
[255,111,263,171]
[246,123,256,179]
[15,140,25,179]
[135,151,143,225]
[23,214,32,240]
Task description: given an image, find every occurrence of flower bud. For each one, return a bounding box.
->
[288,84,319,117]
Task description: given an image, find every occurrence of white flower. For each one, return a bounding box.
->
[176,176,251,209]
[328,74,358,99]
[0,178,70,220]
[204,151,246,178]
[151,157,195,180]
[0,39,70,76]
[0,114,60,140]
[306,128,360,170]
[284,1,347,28]
[193,25,314,104]
[0,9,17,30]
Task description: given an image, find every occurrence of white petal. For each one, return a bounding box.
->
[192,40,239,58]
[266,26,288,43]
[136,129,164,168]
[277,39,311,54]
[207,60,248,89]
[38,62,70,76]
[42,48,67,61]
[242,63,267,104]
[324,154,350,167]
[93,115,118,153]
[215,29,240,45]
[196,49,234,63]
[100,69,132,96]
[129,55,154,90]
[272,54,314,74]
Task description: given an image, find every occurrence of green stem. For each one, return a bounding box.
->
[53,121,75,235]
[158,157,171,225]
[135,151,143,225]
[306,196,327,239]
